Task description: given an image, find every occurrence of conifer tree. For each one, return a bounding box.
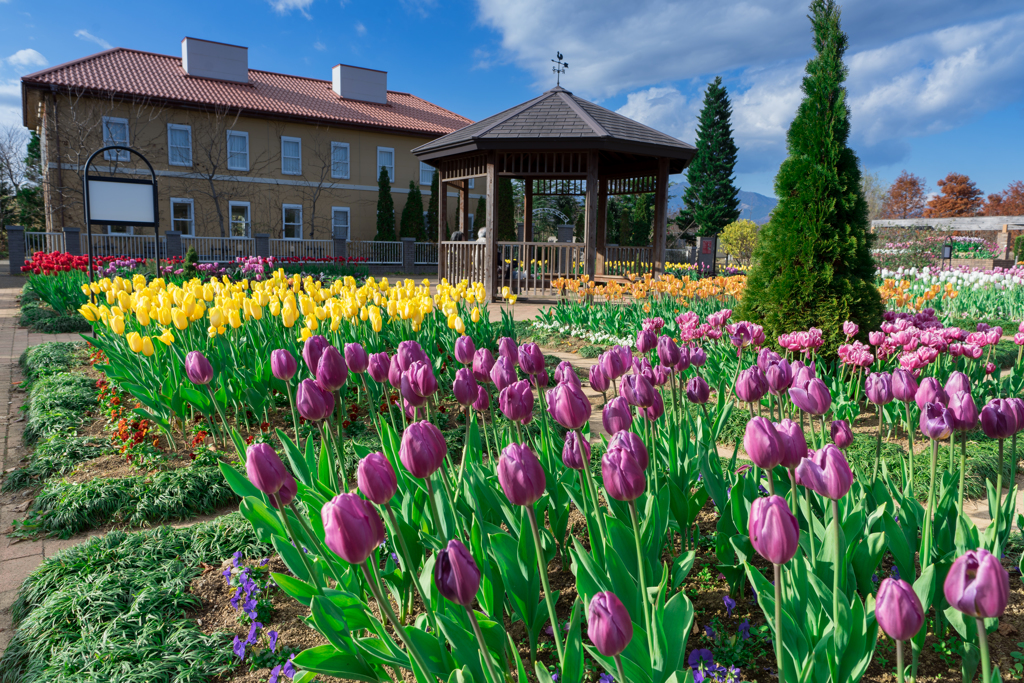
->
[739,0,882,356]
[497,177,517,240]
[374,167,396,241]
[683,76,740,236]
[399,180,425,239]
[427,169,440,242]
[473,196,486,237]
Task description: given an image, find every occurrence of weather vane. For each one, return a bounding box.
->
[551,52,568,87]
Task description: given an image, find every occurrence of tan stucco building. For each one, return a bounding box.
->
[21,38,478,243]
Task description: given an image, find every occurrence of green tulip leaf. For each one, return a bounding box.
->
[291,644,380,682]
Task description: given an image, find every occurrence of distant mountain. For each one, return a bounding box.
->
[668,185,778,225]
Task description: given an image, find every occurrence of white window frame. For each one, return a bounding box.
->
[419,162,434,186]
[282,203,303,240]
[167,123,192,167]
[102,116,130,161]
[227,130,249,171]
[377,146,395,182]
[107,224,135,235]
[331,142,350,179]
[281,136,302,176]
[170,197,195,235]
[332,206,351,241]
[229,201,251,238]
[468,177,475,189]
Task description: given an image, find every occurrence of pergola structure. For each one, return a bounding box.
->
[413,86,696,302]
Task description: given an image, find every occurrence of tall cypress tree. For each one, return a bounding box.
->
[374,167,396,241]
[427,169,440,242]
[683,76,740,236]
[399,181,425,239]
[739,0,882,356]
[497,178,517,240]
[473,196,486,237]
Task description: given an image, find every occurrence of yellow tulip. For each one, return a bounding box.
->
[79,305,97,322]
[111,316,126,335]
[158,306,173,326]
[127,331,143,353]
[454,316,466,334]
[471,307,481,323]
[282,305,298,328]
[141,336,154,356]
[172,308,188,331]
[229,309,242,329]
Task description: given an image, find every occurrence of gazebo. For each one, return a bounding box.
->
[413,86,696,302]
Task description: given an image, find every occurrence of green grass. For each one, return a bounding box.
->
[18,340,86,384]
[2,435,107,492]
[1,512,270,683]
[22,372,97,445]
[13,464,239,539]
[19,289,92,335]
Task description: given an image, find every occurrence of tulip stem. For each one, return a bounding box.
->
[366,556,392,629]
[994,438,1004,551]
[582,457,609,551]
[831,498,841,634]
[287,501,344,587]
[905,402,915,493]
[958,431,968,517]
[774,562,784,680]
[384,502,437,632]
[526,506,565,669]
[466,606,501,683]
[273,493,323,597]
[360,562,435,681]
[895,639,905,683]
[614,654,626,683]
[1012,432,1019,492]
[976,617,992,683]
[285,381,302,452]
[628,501,653,660]
[872,403,883,484]
[423,477,444,537]
[360,376,382,440]
[205,385,229,450]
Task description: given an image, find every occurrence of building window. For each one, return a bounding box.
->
[282,204,302,239]
[281,136,302,175]
[332,207,350,241]
[170,198,194,235]
[107,224,134,235]
[467,214,474,233]
[102,117,130,161]
[229,201,251,237]
[377,147,394,182]
[227,131,249,171]
[419,162,434,186]
[167,124,192,166]
[331,142,350,179]
[468,177,475,189]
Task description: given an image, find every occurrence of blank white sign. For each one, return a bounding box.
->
[87,179,155,225]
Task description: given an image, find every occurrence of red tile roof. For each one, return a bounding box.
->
[22,48,472,137]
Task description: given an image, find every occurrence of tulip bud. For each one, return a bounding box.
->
[608,429,649,469]
[454,335,476,365]
[472,384,490,412]
[397,340,429,371]
[400,372,427,407]
[980,398,1017,439]
[789,378,831,415]
[322,493,386,565]
[744,417,783,469]
[774,418,808,468]
[757,348,781,373]
[690,346,707,367]
[546,381,592,430]
[915,377,947,411]
[387,354,403,388]
[272,473,297,509]
[316,346,348,393]
[405,360,438,398]
[589,364,611,393]
[562,430,591,470]
[602,396,633,434]
[657,335,680,367]
[675,345,691,372]
[245,443,289,496]
[497,443,545,506]
[621,373,656,408]
[587,592,633,657]
[600,349,626,381]
[554,361,580,387]
[652,365,671,387]
[434,539,481,606]
[830,419,853,450]
[368,352,391,383]
[876,578,924,641]
[944,548,1009,618]
[185,351,214,385]
[735,366,768,403]
[1007,398,1024,434]
[534,369,550,388]
[843,321,859,338]
[944,371,970,397]
[518,342,545,375]
[891,368,918,403]
[636,328,656,354]
[498,337,518,365]
[399,420,447,479]
[490,355,517,391]
[748,495,799,565]
[344,343,369,374]
[296,378,332,421]
[357,451,397,505]
[686,376,711,404]
[948,391,979,433]
[302,335,329,376]
[795,444,853,500]
[453,368,478,407]
[613,345,633,372]
[869,331,885,346]
[865,372,894,405]
[271,349,298,381]
[499,379,534,423]
[601,447,646,501]
[473,348,495,384]
[919,402,953,440]
[765,360,792,396]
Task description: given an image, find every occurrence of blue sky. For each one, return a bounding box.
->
[2,0,1023,200]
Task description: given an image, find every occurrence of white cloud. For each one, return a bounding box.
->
[74,29,112,50]
[399,0,436,18]
[313,41,326,51]
[0,80,23,127]
[6,48,47,69]
[355,21,366,36]
[616,86,697,140]
[267,0,314,18]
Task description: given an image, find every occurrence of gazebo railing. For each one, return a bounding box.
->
[604,245,653,276]
[496,241,587,297]
[439,241,486,285]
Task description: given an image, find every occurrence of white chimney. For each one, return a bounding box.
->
[332,64,388,104]
[181,37,248,83]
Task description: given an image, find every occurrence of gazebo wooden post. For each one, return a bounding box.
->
[459,180,470,238]
[596,177,608,275]
[652,156,669,276]
[524,179,533,242]
[484,152,498,302]
[437,178,448,282]
[584,149,599,278]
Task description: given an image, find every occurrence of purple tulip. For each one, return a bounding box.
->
[272,473,297,509]
[302,335,329,376]
[322,493,385,565]
[588,592,633,657]
[562,430,591,470]
[944,548,1009,618]
[915,377,947,411]
[602,396,633,434]
[452,368,478,407]
[454,335,476,366]
[534,369,549,388]
[490,356,517,392]
[410,360,439,398]
[652,365,671,388]
[686,376,711,404]
[876,578,924,641]
[434,539,481,606]
[757,348,781,373]
[296,379,332,421]
[400,373,427,408]
[869,331,885,346]
[689,346,707,368]
[621,373,656,408]
[608,429,649,470]
[748,495,799,565]
[843,321,859,338]
[602,447,646,501]
[980,399,1017,439]
[387,355,403,388]
[632,357,655,384]
[744,417,783,469]
[735,367,769,403]
[270,349,297,382]
[657,336,680,367]
[1008,398,1024,434]
[367,352,390,383]
[499,380,534,424]
[472,384,490,412]
[636,328,657,354]
[865,372,894,405]
[599,351,624,381]
[765,359,793,396]
[518,342,545,376]
[473,348,495,384]
[775,418,808,468]
[891,368,919,404]
[589,364,610,393]
[497,443,545,505]
[546,381,592,430]
[675,345,691,372]
[613,345,633,373]
[316,346,348,393]
[344,343,369,374]
[185,351,214,385]
[830,420,853,450]
[791,361,815,391]
[357,452,397,505]
[789,378,831,416]
[948,391,979,432]
[246,443,289,496]
[498,337,518,365]
[554,361,580,387]
[396,340,429,371]
[399,421,446,479]
[920,402,954,440]
[944,371,971,397]
[796,444,853,500]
